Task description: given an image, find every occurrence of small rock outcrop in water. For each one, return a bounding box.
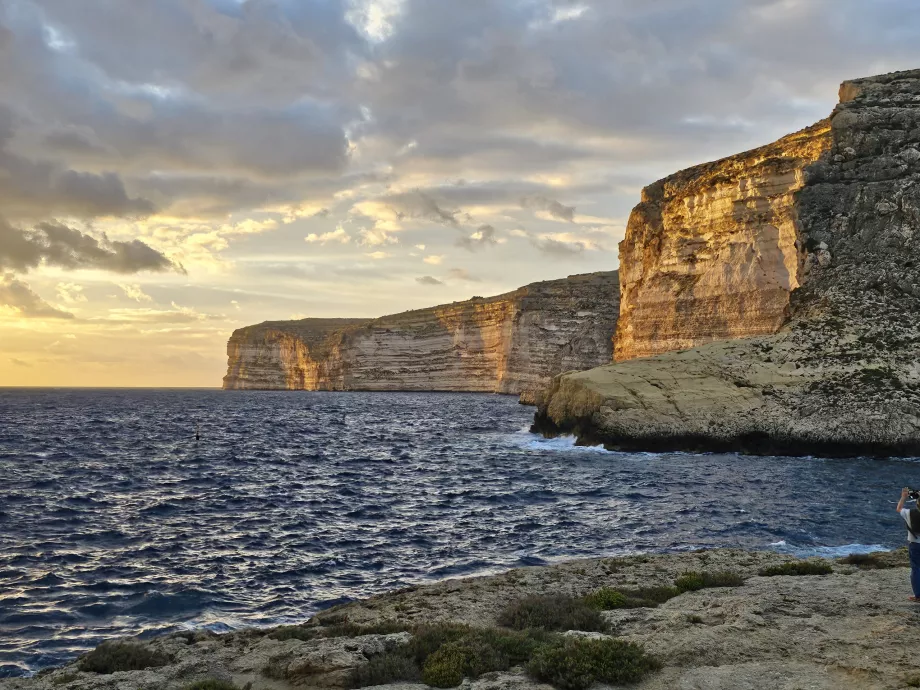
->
[3,549,914,689]
[535,69,920,456]
[224,272,619,403]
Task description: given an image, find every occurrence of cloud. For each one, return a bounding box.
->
[456,224,498,251]
[423,254,444,265]
[521,195,576,222]
[119,283,153,302]
[0,217,183,274]
[98,302,213,324]
[9,357,33,367]
[416,275,443,285]
[530,236,588,256]
[447,268,480,282]
[365,250,389,259]
[57,282,87,304]
[358,227,398,246]
[305,225,351,244]
[0,108,155,221]
[352,190,459,230]
[0,273,73,318]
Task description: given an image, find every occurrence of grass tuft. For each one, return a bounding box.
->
[759,561,833,577]
[674,571,745,592]
[79,641,171,674]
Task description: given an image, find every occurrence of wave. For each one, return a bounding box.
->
[507,430,608,453]
[766,540,891,558]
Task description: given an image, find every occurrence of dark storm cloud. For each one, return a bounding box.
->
[0,273,73,318]
[0,217,183,274]
[0,108,155,220]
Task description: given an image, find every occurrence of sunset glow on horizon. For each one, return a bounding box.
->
[1,0,918,387]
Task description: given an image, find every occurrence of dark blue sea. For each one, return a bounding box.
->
[0,389,915,676]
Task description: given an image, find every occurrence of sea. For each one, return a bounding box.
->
[0,388,915,676]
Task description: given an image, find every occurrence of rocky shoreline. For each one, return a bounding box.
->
[3,547,916,690]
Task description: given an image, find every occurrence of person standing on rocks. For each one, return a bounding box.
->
[897,487,920,602]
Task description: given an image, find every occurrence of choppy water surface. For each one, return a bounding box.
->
[0,389,916,675]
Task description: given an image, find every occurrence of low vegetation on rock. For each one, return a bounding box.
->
[527,637,661,690]
[181,680,242,690]
[673,570,746,591]
[583,570,745,611]
[78,640,172,674]
[269,619,408,642]
[759,560,833,576]
[347,624,562,688]
[498,594,607,632]
[839,553,897,569]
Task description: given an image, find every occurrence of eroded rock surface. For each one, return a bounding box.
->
[616,120,831,361]
[224,272,619,403]
[4,549,916,690]
[536,69,920,455]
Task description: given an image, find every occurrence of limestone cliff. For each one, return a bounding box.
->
[536,69,920,456]
[224,272,619,402]
[616,120,832,361]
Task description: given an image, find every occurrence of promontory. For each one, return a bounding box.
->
[534,68,920,457]
[224,271,618,404]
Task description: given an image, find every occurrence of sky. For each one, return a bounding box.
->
[0,0,918,387]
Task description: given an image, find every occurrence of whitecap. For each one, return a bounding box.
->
[768,542,890,558]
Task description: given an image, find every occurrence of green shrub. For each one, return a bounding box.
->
[181,680,240,690]
[466,628,550,664]
[348,626,554,688]
[675,571,745,592]
[79,641,171,674]
[404,623,471,663]
[498,595,607,632]
[759,561,833,577]
[584,588,628,610]
[422,637,508,688]
[348,653,420,688]
[673,572,705,592]
[527,637,660,690]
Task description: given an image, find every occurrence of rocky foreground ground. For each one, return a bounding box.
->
[3,548,919,690]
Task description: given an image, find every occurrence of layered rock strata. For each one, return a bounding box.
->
[224,272,619,403]
[615,120,832,361]
[536,69,920,456]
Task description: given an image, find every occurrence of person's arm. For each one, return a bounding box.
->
[898,487,909,513]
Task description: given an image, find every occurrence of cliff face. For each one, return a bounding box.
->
[615,120,832,361]
[536,69,920,456]
[223,272,619,402]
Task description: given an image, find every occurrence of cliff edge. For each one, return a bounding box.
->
[535,69,920,456]
[224,272,619,403]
